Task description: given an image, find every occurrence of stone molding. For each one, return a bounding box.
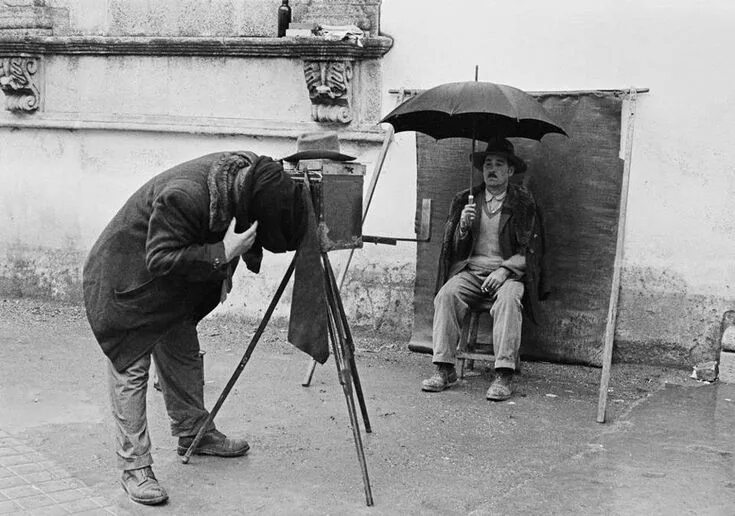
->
[0,55,40,111]
[0,110,384,141]
[0,35,393,59]
[304,60,353,124]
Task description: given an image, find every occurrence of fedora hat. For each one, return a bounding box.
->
[282,132,356,163]
[470,137,527,174]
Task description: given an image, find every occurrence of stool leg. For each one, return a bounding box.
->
[457,312,472,379]
[467,312,480,372]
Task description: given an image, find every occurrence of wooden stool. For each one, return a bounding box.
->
[456,310,521,378]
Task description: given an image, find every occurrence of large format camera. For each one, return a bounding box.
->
[286,159,365,252]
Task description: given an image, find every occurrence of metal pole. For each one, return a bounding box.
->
[468,65,479,204]
[597,88,638,423]
[181,255,297,463]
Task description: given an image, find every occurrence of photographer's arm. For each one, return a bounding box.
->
[145,188,252,281]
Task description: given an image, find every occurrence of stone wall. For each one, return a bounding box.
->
[0,0,415,333]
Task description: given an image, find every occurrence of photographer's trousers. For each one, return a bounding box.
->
[432,270,524,371]
[106,321,214,470]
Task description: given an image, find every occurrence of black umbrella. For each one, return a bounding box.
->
[380,80,567,141]
[380,79,566,198]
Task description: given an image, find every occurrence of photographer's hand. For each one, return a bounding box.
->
[223,219,258,261]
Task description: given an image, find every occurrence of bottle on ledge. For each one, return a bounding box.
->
[277,0,292,37]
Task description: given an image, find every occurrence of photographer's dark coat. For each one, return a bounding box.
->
[436,181,550,323]
[83,152,304,372]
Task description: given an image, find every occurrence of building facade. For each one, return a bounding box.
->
[2,0,734,367]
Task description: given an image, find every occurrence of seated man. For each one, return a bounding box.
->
[422,137,542,401]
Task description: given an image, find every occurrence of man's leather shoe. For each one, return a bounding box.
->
[120,466,168,505]
[421,364,458,392]
[486,369,513,401]
[177,429,250,457]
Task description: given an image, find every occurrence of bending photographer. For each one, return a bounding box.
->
[83,150,305,505]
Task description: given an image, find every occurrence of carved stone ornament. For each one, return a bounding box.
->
[303,60,353,124]
[0,56,40,112]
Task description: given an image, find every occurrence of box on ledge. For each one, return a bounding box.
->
[719,350,735,383]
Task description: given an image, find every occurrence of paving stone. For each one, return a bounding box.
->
[21,471,54,484]
[0,475,26,489]
[0,454,33,467]
[10,463,47,475]
[27,506,70,516]
[60,498,100,513]
[36,479,84,494]
[48,489,86,503]
[47,469,72,480]
[0,468,14,479]
[0,439,22,448]
[15,494,56,509]
[0,500,23,514]
[12,446,35,455]
[88,496,107,507]
[0,448,19,458]
[1,483,43,499]
[73,509,112,516]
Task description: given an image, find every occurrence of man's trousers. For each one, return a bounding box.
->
[432,270,524,371]
[106,321,214,470]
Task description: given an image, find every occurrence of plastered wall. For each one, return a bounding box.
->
[3,0,734,364]
[378,0,735,364]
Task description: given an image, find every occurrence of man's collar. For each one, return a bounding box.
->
[485,188,508,202]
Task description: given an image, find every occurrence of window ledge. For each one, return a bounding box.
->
[0,34,393,59]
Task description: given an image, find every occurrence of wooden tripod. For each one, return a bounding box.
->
[180,231,374,506]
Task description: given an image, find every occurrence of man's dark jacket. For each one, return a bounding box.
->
[436,181,550,323]
[83,152,304,372]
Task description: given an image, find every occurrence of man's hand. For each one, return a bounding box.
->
[223,219,258,262]
[459,202,476,233]
[481,267,510,296]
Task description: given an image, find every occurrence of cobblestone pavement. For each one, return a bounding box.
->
[0,429,116,516]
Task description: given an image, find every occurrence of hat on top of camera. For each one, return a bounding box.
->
[282,132,356,163]
[470,137,527,174]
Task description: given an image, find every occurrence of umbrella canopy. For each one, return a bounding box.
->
[380,81,567,141]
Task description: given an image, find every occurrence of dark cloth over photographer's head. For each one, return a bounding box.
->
[287,185,329,364]
[210,154,328,363]
[207,152,306,273]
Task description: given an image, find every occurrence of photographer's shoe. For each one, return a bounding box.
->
[421,364,458,392]
[486,368,514,401]
[177,429,250,457]
[120,466,168,505]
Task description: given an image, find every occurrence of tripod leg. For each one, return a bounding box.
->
[322,255,374,506]
[181,256,297,464]
[323,253,372,433]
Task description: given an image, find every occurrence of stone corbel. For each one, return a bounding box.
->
[0,56,40,112]
[303,60,353,124]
